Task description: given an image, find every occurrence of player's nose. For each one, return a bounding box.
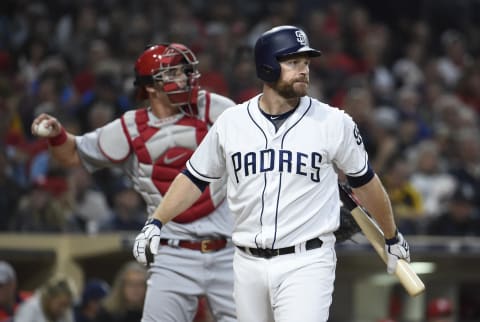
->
[299,63,309,76]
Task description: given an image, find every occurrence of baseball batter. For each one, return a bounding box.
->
[31,43,237,322]
[134,26,411,322]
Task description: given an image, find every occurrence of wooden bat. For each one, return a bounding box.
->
[338,183,425,297]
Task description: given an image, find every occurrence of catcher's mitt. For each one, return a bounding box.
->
[334,206,362,242]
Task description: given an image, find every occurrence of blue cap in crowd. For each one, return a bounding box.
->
[81,279,110,304]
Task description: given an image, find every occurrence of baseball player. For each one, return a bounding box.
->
[133,26,411,322]
[31,43,237,322]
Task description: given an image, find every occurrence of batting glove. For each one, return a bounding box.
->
[133,218,163,266]
[385,230,410,274]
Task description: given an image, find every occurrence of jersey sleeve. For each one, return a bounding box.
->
[332,112,369,177]
[186,119,226,182]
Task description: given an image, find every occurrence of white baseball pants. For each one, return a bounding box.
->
[233,236,336,322]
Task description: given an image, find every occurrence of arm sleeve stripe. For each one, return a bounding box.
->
[347,152,368,176]
[346,163,375,188]
[181,168,209,192]
[186,160,222,182]
[204,91,212,125]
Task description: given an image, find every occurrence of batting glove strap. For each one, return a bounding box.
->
[384,229,399,245]
[145,218,163,230]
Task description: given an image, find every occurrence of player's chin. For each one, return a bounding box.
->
[293,82,309,96]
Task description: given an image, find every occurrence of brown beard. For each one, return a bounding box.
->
[274,78,309,98]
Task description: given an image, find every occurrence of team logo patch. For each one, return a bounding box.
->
[353,125,363,146]
[295,30,307,45]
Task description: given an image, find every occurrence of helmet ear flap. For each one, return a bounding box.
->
[259,64,279,83]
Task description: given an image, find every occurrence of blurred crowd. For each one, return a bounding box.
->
[1,0,480,237]
[0,260,214,322]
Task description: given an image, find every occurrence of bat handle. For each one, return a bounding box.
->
[145,243,154,268]
[395,259,425,296]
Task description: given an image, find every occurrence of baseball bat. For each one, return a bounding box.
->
[338,183,425,297]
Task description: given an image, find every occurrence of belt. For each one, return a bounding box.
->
[160,238,227,253]
[236,238,323,259]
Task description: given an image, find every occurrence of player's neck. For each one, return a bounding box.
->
[149,96,179,119]
[259,90,300,115]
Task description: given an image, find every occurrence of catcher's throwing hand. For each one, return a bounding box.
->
[133,218,163,266]
[31,113,63,138]
[385,230,410,274]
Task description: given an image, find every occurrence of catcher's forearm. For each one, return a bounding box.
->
[351,174,397,239]
[49,133,82,167]
[151,173,202,224]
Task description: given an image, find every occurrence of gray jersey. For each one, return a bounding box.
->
[75,90,236,239]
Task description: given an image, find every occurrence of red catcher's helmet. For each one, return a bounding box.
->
[134,44,168,100]
[133,43,201,116]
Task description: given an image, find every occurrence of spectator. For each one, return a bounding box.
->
[427,182,480,236]
[0,261,30,322]
[392,41,426,89]
[14,275,76,322]
[395,86,431,143]
[11,176,70,232]
[66,166,111,234]
[409,140,456,219]
[383,157,424,234]
[226,45,260,103]
[437,30,472,89]
[448,129,480,209]
[341,86,377,154]
[74,68,130,133]
[101,179,146,232]
[0,149,25,231]
[96,261,147,322]
[370,106,400,175]
[455,64,480,114]
[74,279,110,322]
[196,50,229,97]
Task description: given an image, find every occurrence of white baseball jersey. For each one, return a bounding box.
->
[75,90,235,240]
[187,94,369,249]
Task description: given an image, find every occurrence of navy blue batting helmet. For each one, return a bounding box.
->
[254,25,321,82]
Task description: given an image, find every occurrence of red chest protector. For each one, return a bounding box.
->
[126,108,215,223]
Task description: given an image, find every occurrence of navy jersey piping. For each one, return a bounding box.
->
[347,152,368,176]
[247,101,269,248]
[271,97,313,249]
[187,160,222,180]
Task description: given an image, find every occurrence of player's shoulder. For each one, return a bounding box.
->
[309,97,349,120]
[98,115,132,162]
[197,90,235,110]
[121,108,137,122]
[197,90,237,123]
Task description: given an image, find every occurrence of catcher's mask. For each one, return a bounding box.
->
[134,43,201,116]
